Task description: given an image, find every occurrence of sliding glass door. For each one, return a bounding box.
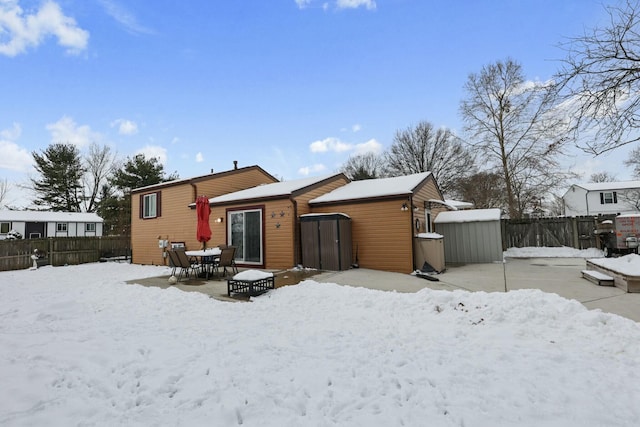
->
[229,209,263,264]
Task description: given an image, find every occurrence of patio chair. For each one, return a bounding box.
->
[215,246,238,277]
[173,250,200,281]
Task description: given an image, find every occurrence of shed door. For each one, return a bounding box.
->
[318,221,340,271]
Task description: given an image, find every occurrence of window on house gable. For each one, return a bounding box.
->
[0,222,10,234]
[141,192,161,219]
[57,223,68,232]
[600,191,618,204]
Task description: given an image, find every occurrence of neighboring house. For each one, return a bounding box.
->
[131,165,278,266]
[562,181,640,216]
[308,172,446,273]
[0,211,103,239]
[206,173,349,270]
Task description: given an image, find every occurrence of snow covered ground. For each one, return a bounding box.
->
[1,259,640,426]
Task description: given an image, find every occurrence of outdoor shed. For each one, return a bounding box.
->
[300,213,352,271]
[434,208,503,264]
[309,172,447,273]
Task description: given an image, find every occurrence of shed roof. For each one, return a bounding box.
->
[207,173,346,205]
[309,172,432,204]
[434,208,501,224]
[0,211,104,223]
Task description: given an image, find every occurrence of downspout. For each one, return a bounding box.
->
[585,190,590,216]
[291,197,299,266]
[409,196,417,272]
[190,183,198,202]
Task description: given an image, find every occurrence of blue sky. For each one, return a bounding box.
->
[0,0,636,208]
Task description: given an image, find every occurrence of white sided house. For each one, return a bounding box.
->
[0,211,104,239]
[562,181,640,217]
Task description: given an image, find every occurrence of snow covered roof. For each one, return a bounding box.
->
[133,165,276,193]
[572,181,640,192]
[434,208,502,223]
[0,211,103,223]
[309,172,432,204]
[444,199,474,210]
[207,173,345,204]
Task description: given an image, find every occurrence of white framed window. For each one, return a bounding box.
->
[228,208,263,265]
[600,192,617,204]
[425,209,433,233]
[85,223,96,232]
[0,222,9,234]
[143,193,158,218]
[56,223,68,232]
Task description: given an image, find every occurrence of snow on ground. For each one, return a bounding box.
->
[505,246,604,259]
[1,262,640,426]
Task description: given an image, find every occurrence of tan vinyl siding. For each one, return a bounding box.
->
[308,175,444,273]
[412,175,446,234]
[131,167,277,266]
[206,175,350,270]
[193,169,277,200]
[311,198,414,273]
[294,176,349,216]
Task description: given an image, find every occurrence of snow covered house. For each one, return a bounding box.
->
[308,172,446,273]
[0,211,104,239]
[562,181,640,216]
[130,165,278,266]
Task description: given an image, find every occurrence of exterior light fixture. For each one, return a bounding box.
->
[215,217,223,223]
[401,203,409,211]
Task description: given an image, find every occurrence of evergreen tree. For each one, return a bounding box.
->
[31,143,85,212]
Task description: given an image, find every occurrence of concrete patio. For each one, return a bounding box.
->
[128,257,640,322]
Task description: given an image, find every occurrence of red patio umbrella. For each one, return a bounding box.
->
[196,195,212,249]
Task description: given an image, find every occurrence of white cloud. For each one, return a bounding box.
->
[111,119,138,135]
[0,0,89,57]
[195,152,204,163]
[354,138,383,155]
[298,164,326,176]
[46,116,102,148]
[136,145,167,165]
[294,0,312,9]
[294,0,375,11]
[336,0,376,10]
[0,122,21,140]
[310,136,382,155]
[310,137,352,153]
[352,124,362,132]
[0,123,32,172]
[97,0,155,35]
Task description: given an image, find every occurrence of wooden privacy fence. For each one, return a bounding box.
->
[501,215,615,250]
[0,236,130,272]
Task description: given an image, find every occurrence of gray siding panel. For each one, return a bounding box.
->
[436,220,502,264]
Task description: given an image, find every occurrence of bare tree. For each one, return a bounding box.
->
[82,143,117,212]
[556,0,640,154]
[589,171,618,183]
[451,171,505,209]
[385,121,475,195]
[624,146,640,178]
[0,178,9,207]
[460,58,571,218]
[340,152,386,180]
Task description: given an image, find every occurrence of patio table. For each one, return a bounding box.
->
[185,247,221,279]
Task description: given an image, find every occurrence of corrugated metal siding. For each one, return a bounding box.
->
[311,199,414,273]
[435,220,503,264]
[131,169,276,266]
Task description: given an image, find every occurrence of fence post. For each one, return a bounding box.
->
[571,217,579,249]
